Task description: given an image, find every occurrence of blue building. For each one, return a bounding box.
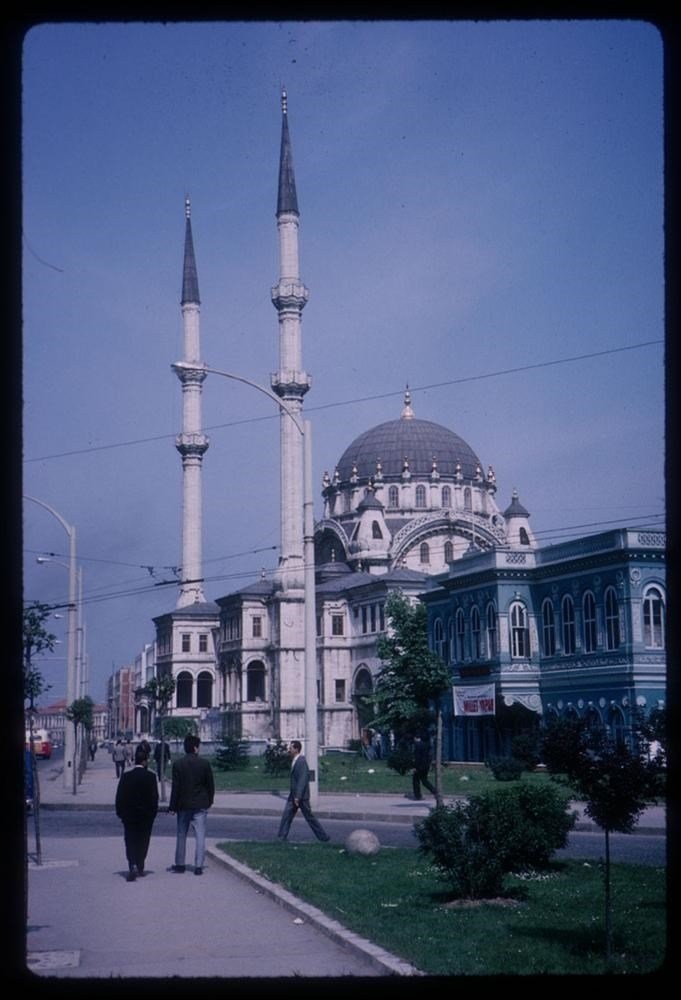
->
[421,527,666,761]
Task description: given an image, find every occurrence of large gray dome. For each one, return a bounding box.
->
[336,416,481,482]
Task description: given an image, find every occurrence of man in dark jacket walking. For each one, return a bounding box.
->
[115,745,159,881]
[168,733,215,875]
[277,740,330,842]
[412,734,437,800]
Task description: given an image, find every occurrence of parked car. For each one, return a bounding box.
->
[25,728,53,760]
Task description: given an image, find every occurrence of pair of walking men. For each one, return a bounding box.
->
[115,733,215,880]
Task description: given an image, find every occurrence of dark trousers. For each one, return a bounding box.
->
[115,760,125,778]
[412,769,437,799]
[277,797,329,841]
[123,821,153,872]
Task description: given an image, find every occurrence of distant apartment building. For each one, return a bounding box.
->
[107,665,136,738]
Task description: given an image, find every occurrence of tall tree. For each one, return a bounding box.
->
[23,602,56,866]
[373,591,451,805]
[143,673,176,802]
[65,696,94,796]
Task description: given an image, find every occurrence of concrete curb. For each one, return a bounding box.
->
[205,843,424,977]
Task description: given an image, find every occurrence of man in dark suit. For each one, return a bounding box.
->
[412,733,437,800]
[115,745,159,881]
[277,740,330,842]
[168,733,215,875]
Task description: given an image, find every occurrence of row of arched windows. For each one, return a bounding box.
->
[433,584,666,664]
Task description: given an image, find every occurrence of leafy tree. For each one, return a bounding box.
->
[143,673,176,802]
[541,717,662,965]
[23,602,56,863]
[65,696,94,796]
[163,715,196,746]
[372,591,451,804]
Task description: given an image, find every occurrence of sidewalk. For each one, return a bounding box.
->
[22,751,666,981]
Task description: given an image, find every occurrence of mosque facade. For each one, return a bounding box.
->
[150,93,666,758]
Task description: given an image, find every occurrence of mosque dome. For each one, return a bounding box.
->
[335,391,481,484]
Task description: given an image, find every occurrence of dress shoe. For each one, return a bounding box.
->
[170,864,186,873]
[126,870,137,882]
[194,867,203,875]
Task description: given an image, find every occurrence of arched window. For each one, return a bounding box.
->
[509,602,529,658]
[643,586,665,648]
[176,671,193,708]
[471,606,481,659]
[583,592,597,653]
[561,595,575,655]
[519,527,530,545]
[442,485,451,508]
[608,705,626,747]
[444,541,453,563]
[371,520,383,539]
[486,602,498,659]
[542,598,556,656]
[196,671,213,708]
[448,618,456,664]
[419,542,430,564]
[246,661,266,702]
[388,485,399,508]
[415,484,426,508]
[605,587,620,650]
[456,608,465,661]
[463,487,472,512]
[343,492,352,513]
[434,618,445,659]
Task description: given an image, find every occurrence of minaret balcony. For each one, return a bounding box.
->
[270,281,309,310]
[175,432,209,457]
[271,371,312,397]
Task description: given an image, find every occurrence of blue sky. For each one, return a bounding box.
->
[21,19,665,705]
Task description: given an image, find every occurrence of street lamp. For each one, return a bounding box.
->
[24,496,78,793]
[172,361,319,804]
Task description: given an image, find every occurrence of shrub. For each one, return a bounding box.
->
[214,737,249,771]
[415,783,575,899]
[263,740,291,776]
[386,744,414,776]
[485,755,524,781]
[471,782,575,870]
[510,731,541,770]
[415,804,506,899]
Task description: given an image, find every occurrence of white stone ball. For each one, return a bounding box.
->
[344,828,380,856]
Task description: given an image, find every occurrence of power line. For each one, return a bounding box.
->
[24,339,662,463]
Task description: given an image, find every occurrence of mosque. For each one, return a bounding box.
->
[149,93,666,759]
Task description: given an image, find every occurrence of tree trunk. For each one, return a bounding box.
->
[435,707,444,808]
[604,826,613,966]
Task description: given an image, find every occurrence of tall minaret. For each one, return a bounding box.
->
[271,88,311,594]
[174,197,209,607]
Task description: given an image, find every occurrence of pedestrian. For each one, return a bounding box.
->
[115,745,159,882]
[412,734,437,800]
[153,739,171,779]
[372,730,383,760]
[89,738,98,762]
[277,740,330,843]
[168,733,215,875]
[124,739,134,770]
[112,739,127,778]
[138,738,152,763]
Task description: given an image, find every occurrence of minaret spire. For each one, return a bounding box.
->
[174,197,209,606]
[271,91,310,592]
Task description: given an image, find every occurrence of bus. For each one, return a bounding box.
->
[25,728,53,760]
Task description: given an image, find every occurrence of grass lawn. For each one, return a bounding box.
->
[207,753,555,796]
[215,840,666,976]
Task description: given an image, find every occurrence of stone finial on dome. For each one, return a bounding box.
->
[375,458,383,480]
[431,456,440,480]
[333,468,341,486]
[475,463,483,481]
[350,462,359,484]
[455,461,462,481]
[487,465,496,483]
[402,456,411,480]
[322,470,331,489]
[401,386,415,420]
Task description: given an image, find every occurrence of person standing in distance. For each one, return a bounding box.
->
[115,745,159,881]
[277,740,330,842]
[168,733,215,875]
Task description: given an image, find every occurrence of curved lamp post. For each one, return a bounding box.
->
[24,495,78,793]
[172,362,318,805]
